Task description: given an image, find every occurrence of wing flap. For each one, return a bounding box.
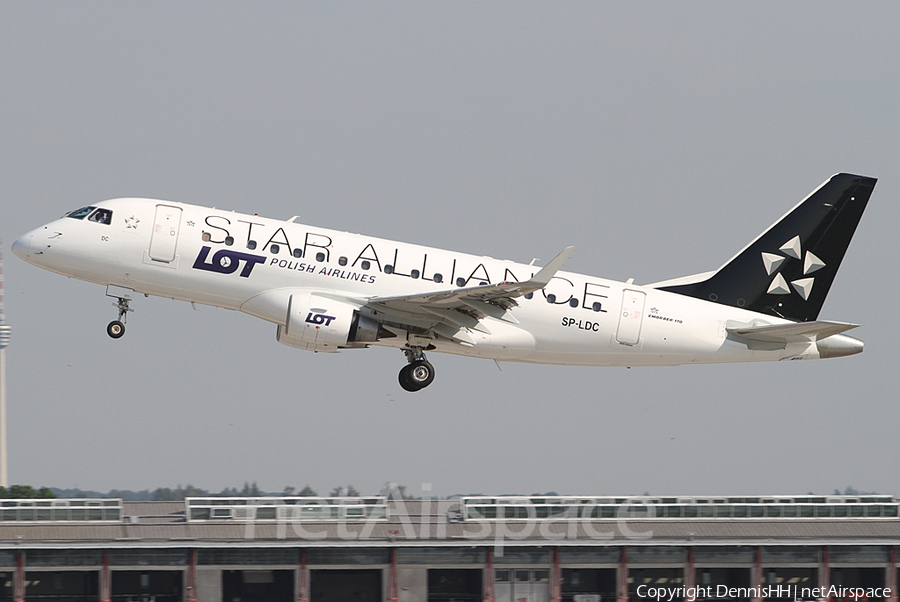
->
[461,299,519,324]
[431,322,476,346]
[421,306,492,334]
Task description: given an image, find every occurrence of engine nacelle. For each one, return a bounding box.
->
[275,292,383,352]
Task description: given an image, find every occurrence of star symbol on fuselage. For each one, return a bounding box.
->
[125,216,140,229]
[762,235,825,300]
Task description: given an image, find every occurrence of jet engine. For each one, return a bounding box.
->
[275,292,390,352]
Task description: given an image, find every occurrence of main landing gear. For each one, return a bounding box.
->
[107,296,133,339]
[399,347,435,392]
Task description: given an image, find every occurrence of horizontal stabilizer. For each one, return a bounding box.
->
[726,320,858,343]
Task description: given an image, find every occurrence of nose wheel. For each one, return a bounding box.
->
[106,320,125,339]
[107,296,133,339]
[399,348,435,392]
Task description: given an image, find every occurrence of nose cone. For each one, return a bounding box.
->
[11,232,33,261]
[817,334,864,359]
[11,227,53,267]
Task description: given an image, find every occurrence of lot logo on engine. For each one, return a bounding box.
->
[192,246,266,278]
[306,312,336,326]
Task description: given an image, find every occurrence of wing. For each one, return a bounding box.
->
[365,247,574,346]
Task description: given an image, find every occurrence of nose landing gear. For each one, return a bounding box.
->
[107,296,133,339]
[399,347,435,392]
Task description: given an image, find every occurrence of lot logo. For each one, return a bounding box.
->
[192,246,266,278]
[306,312,336,326]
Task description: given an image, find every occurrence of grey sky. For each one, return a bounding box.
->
[1,2,898,497]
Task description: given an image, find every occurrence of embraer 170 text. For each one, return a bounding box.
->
[14,173,875,391]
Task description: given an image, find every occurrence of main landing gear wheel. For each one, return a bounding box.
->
[398,346,435,392]
[106,320,125,339]
[398,360,435,392]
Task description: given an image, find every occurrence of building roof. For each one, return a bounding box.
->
[0,499,898,549]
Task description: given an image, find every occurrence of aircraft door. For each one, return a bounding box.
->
[148,204,183,262]
[615,289,646,346]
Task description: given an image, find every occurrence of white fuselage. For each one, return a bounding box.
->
[13,198,842,367]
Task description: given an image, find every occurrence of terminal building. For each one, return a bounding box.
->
[0,494,898,602]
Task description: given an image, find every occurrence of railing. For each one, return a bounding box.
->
[185,497,389,522]
[460,495,900,521]
[0,498,123,522]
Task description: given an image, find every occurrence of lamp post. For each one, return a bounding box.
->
[0,240,12,488]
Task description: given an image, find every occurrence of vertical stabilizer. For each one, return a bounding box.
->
[659,173,876,322]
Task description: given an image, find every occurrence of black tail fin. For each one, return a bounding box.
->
[658,173,876,322]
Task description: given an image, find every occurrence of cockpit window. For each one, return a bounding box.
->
[65,206,96,220]
[88,208,113,225]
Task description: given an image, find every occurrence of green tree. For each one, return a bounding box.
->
[0,485,57,499]
[182,484,208,498]
[240,481,261,496]
[153,487,177,501]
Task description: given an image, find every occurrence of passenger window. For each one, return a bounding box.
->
[65,206,96,220]
[88,209,112,224]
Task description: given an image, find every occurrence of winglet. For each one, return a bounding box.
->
[528,246,575,288]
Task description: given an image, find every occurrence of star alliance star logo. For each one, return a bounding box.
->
[125,216,140,229]
[761,235,825,300]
